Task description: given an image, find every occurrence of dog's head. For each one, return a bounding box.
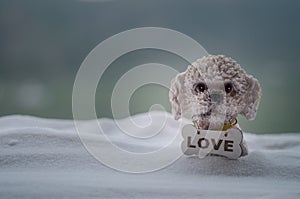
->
[169,55,261,128]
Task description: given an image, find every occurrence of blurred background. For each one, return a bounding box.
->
[0,0,299,133]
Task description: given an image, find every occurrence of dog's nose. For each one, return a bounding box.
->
[210,92,224,104]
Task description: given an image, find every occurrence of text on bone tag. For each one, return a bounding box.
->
[187,135,234,152]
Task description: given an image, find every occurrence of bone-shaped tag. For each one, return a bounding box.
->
[181,124,243,159]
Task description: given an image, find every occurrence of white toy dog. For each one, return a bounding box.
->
[169,55,262,156]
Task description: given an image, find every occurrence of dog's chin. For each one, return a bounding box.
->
[200,110,212,118]
[194,107,235,124]
[191,109,211,120]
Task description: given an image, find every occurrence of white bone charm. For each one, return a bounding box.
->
[181,124,243,159]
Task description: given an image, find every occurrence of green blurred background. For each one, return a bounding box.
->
[1,0,299,133]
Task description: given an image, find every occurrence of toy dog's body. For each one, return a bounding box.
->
[169,55,262,157]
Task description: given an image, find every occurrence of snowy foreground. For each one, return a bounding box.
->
[1,112,300,199]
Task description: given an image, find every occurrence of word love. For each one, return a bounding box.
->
[181,124,243,159]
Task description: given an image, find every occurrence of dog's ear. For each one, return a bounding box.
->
[169,72,186,120]
[241,75,262,120]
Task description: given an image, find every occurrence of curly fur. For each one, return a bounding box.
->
[169,55,262,156]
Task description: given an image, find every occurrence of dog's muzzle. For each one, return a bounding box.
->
[210,92,224,104]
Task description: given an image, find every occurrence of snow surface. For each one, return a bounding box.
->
[1,112,300,198]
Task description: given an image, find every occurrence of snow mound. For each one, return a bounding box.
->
[0,112,300,198]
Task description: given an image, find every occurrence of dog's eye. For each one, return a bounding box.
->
[224,82,233,94]
[193,82,207,93]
